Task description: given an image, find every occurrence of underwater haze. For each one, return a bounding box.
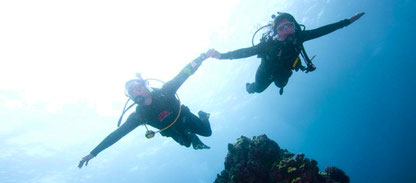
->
[0,0,415,182]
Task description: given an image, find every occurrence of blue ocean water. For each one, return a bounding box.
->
[0,0,415,183]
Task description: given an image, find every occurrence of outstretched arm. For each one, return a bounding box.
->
[211,43,263,60]
[301,12,365,42]
[78,113,141,168]
[162,52,210,94]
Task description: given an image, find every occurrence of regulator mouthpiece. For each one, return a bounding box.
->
[134,96,145,105]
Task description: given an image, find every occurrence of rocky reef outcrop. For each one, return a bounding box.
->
[214,135,349,183]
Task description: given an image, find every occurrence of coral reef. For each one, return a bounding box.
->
[214,135,349,183]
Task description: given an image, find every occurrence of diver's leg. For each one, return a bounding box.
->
[274,70,293,95]
[183,110,212,137]
[247,63,274,94]
[171,118,209,150]
[170,132,192,148]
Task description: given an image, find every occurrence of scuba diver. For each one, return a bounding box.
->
[78,50,216,168]
[208,12,365,95]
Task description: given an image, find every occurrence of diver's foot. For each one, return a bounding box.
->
[279,88,284,95]
[246,83,255,94]
[198,111,210,121]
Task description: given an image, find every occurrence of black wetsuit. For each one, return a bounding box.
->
[219,19,352,94]
[90,54,211,156]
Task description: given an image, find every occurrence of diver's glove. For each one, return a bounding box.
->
[305,63,316,73]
